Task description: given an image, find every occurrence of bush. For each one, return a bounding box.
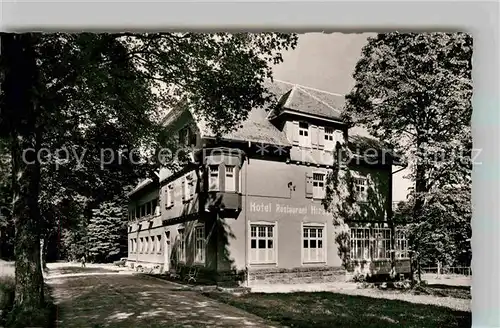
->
[0,276,15,324]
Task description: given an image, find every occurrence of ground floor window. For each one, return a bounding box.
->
[156,235,162,254]
[395,228,409,259]
[350,227,392,261]
[303,225,325,263]
[150,236,156,254]
[139,237,144,253]
[249,223,276,264]
[177,229,186,262]
[194,226,205,264]
[145,236,150,254]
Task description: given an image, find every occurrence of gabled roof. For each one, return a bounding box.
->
[197,107,291,147]
[127,178,154,198]
[266,79,344,121]
[193,79,345,146]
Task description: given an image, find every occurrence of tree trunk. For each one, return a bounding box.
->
[1,33,45,310]
[411,130,427,283]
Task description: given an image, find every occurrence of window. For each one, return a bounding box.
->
[179,127,196,147]
[324,127,335,150]
[194,226,205,264]
[303,226,325,263]
[249,224,276,264]
[395,228,409,259]
[150,236,156,253]
[349,227,392,261]
[129,239,133,253]
[298,122,309,147]
[225,166,235,192]
[373,228,391,260]
[135,207,140,219]
[178,127,188,146]
[209,165,219,191]
[146,202,151,216]
[184,175,190,200]
[312,172,326,199]
[139,237,144,253]
[140,204,146,217]
[133,238,137,253]
[145,236,150,253]
[152,199,158,216]
[177,229,186,262]
[166,184,174,208]
[353,176,368,201]
[350,228,371,260]
[156,235,162,254]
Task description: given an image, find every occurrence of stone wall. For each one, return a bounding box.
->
[247,266,347,285]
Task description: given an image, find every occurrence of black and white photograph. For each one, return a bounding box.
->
[0,30,473,328]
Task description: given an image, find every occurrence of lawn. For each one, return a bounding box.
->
[203,291,471,328]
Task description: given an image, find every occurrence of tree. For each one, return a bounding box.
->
[87,200,127,263]
[344,32,472,279]
[0,32,297,316]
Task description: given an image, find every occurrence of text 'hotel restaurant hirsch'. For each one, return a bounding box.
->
[126,80,410,285]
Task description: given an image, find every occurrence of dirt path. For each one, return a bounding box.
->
[48,273,279,328]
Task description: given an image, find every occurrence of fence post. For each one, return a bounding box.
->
[437,261,441,279]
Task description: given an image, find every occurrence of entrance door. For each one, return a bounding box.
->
[163,231,170,273]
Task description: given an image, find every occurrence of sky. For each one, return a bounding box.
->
[272,32,412,202]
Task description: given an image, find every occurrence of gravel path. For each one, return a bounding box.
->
[48,273,279,328]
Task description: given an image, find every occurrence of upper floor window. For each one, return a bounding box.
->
[312,172,326,199]
[298,122,309,147]
[178,126,197,147]
[353,176,368,201]
[225,166,235,192]
[185,172,196,201]
[209,165,219,191]
[152,198,159,216]
[166,184,174,208]
[324,127,335,151]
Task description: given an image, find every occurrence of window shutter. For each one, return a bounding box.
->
[311,125,318,148]
[335,130,344,145]
[181,179,186,201]
[292,121,299,145]
[318,127,325,149]
[305,172,313,198]
[189,174,195,199]
[235,165,240,193]
[219,164,224,192]
[169,186,174,207]
[198,168,204,192]
[164,188,169,209]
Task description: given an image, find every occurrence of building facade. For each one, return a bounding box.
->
[126,81,410,285]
